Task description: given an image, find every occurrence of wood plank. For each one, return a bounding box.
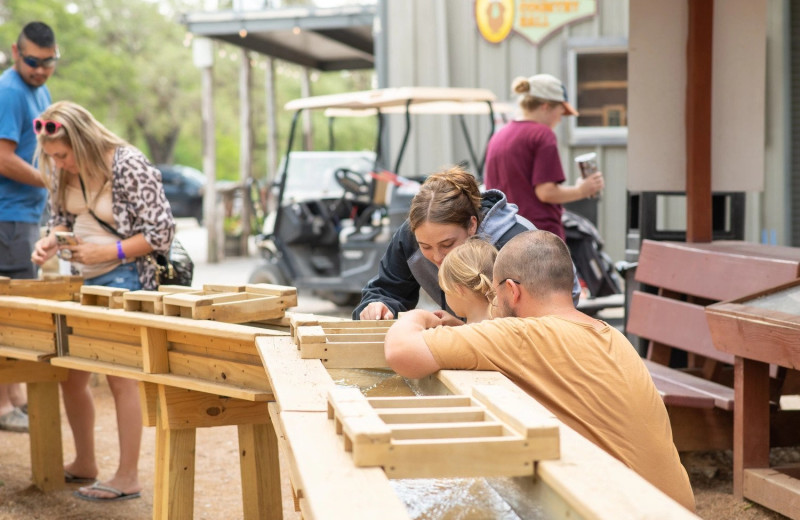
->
[167,350,270,391]
[627,291,732,364]
[635,240,800,301]
[209,295,288,323]
[0,307,56,328]
[387,422,505,440]
[68,336,142,368]
[165,329,265,354]
[238,421,283,520]
[0,345,55,362]
[375,407,486,423]
[158,385,269,429]
[68,316,141,339]
[169,342,262,365]
[734,357,771,498]
[644,359,734,410]
[27,381,65,492]
[139,381,158,427]
[277,411,410,520]
[666,405,732,452]
[0,327,56,352]
[743,467,800,520]
[50,356,272,401]
[154,396,197,520]
[257,336,335,412]
[472,384,560,440]
[142,326,169,374]
[706,306,800,368]
[367,395,472,408]
[300,341,388,369]
[0,358,68,383]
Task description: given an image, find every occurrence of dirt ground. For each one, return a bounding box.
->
[0,376,795,519]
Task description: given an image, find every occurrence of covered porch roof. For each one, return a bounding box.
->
[180,4,376,71]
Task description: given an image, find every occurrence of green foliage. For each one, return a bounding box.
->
[1,0,377,183]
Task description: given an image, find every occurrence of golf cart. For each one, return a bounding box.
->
[248,87,500,306]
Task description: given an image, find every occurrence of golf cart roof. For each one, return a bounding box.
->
[284,87,497,111]
[322,100,516,118]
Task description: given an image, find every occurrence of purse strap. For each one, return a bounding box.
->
[78,176,124,239]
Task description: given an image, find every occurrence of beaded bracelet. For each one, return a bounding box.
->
[116,241,126,260]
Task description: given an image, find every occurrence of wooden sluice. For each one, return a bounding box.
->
[0,279,699,519]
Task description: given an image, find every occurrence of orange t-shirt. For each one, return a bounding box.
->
[423,315,695,512]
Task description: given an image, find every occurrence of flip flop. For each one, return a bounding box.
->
[64,470,96,484]
[74,482,141,502]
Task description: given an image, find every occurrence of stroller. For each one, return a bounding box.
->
[562,210,623,299]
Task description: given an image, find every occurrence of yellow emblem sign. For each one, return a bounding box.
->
[476,0,597,45]
[475,0,515,44]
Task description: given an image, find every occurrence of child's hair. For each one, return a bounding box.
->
[438,236,498,301]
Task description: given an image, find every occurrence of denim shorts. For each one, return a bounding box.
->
[84,262,142,290]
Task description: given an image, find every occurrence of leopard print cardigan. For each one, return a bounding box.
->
[47,146,176,290]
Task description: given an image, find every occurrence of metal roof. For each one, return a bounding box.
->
[180,4,376,71]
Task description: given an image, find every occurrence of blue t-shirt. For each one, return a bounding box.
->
[0,68,50,223]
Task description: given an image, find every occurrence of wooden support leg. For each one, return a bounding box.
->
[734,356,770,499]
[27,381,64,491]
[239,421,282,520]
[153,385,197,520]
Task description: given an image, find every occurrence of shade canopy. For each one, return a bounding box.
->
[181,4,375,71]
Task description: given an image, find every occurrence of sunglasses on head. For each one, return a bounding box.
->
[33,118,63,135]
[20,50,60,69]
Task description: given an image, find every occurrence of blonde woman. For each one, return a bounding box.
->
[437,236,498,324]
[31,101,175,502]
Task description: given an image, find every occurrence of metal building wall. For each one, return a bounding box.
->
[382,0,631,261]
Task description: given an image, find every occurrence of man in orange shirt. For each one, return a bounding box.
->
[384,230,695,512]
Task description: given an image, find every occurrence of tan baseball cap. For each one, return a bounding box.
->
[527,73,579,116]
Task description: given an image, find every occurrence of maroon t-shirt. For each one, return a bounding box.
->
[484,120,566,239]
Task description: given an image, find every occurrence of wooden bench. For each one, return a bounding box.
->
[626,240,800,451]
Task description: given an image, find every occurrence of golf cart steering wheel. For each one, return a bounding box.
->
[334,168,370,198]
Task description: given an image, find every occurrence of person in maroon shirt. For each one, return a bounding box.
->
[484,73,604,240]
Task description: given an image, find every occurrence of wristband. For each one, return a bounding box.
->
[116,241,126,260]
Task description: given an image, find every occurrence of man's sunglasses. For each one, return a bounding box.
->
[20,50,60,69]
[33,118,63,135]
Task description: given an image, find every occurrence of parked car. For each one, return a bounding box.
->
[156,164,205,223]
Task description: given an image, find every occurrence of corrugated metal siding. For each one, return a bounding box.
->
[384,0,629,260]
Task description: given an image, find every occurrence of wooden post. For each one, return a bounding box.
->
[238,421,283,520]
[301,67,312,151]
[685,0,714,242]
[733,356,770,498]
[265,56,279,186]
[239,48,253,256]
[27,381,64,491]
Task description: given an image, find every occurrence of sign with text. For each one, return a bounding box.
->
[475,0,597,45]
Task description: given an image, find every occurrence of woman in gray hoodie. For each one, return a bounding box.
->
[354,165,580,320]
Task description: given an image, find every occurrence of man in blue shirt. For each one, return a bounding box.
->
[0,21,57,432]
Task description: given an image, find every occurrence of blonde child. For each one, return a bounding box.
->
[437,236,498,324]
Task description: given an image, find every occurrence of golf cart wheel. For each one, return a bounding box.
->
[248,263,289,286]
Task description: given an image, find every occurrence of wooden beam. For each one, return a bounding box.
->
[685,0,714,242]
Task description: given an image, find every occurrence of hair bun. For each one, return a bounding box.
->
[511,77,530,95]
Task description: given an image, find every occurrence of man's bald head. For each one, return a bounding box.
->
[494,230,574,299]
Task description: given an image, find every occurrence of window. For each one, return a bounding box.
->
[567,38,628,146]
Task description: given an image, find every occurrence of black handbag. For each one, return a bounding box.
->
[150,238,194,286]
[78,177,193,287]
